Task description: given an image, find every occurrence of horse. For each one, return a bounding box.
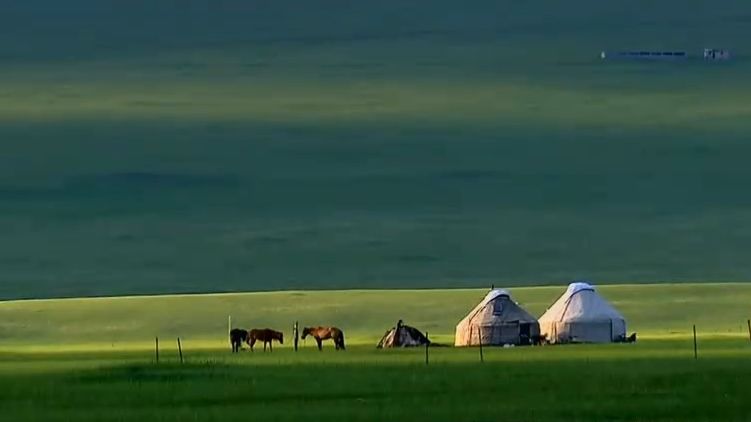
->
[230,328,249,353]
[531,334,548,346]
[248,328,284,352]
[626,333,637,343]
[301,326,345,351]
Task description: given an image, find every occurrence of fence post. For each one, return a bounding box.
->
[479,326,484,363]
[425,332,429,366]
[228,315,232,348]
[692,325,698,360]
[155,337,159,364]
[177,337,184,364]
[294,321,299,352]
[747,320,751,343]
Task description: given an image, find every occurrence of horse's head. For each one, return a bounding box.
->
[278,332,284,344]
[301,327,311,339]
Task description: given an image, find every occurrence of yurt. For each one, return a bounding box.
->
[455,289,540,346]
[538,281,626,344]
[376,320,430,348]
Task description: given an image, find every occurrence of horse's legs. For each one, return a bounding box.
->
[263,341,267,352]
[250,338,256,352]
[269,341,273,352]
[315,337,323,351]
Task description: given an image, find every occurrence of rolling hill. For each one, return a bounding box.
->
[1,1,751,299]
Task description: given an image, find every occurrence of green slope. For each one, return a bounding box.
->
[2,1,751,298]
[2,282,751,421]
[2,283,750,350]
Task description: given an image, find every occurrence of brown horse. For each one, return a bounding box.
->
[249,328,284,352]
[301,326,345,351]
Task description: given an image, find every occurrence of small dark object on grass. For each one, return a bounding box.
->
[377,319,430,348]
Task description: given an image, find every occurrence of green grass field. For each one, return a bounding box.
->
[2,2,750,420]
[2,283,751,350]
[2,1,751,299]
[2,284,751,421]
[3,342,751,421]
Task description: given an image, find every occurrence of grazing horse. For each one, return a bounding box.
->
[301,326,346,351]
[249,328,284,352]
[230,328,249,353]
[531,334,548,346]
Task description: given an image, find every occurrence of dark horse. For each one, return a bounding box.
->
[230,328,249,353]
[301,326,345,351]
[249,328,284,352]
[531,334,548,346]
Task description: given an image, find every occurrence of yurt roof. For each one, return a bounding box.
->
[457,288,536,327]
[539,282,624,323]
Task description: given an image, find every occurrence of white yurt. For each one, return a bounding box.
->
[538,281,626,344]
[455,289,540,346]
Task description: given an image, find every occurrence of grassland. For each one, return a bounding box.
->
[2,341,750,422]
[2,284,751,421]
[2,2,750,419]
[2,1,751,299]
[2,283,751,349]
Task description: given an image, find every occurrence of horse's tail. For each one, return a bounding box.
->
[338,330,346,350]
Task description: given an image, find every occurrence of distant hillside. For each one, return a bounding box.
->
[1,1,750,299]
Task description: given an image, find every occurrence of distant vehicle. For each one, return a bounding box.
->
[600,50,688,60]
[703,48,731,61]
[600,49,732,62]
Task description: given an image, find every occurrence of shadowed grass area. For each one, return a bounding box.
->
[1,340,750,421]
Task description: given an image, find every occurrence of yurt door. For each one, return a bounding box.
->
[499,323,520,345]
[519,323,531,345]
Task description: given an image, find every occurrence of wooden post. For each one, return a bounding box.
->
[692,325,698,360]
[228,315,232,348]
[155,337,159,364]
[425,333,430,365]
[747,320,751,343]
[294,321,299,352]
[177,337,184,364]
[479,326,484,363]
